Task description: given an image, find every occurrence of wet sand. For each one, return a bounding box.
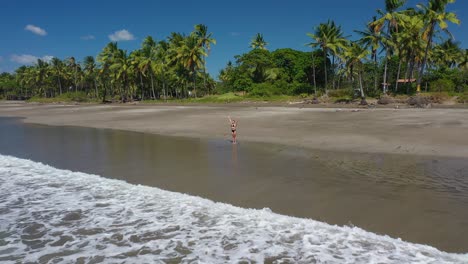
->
[1,102,468,252]
[0,101,467,158]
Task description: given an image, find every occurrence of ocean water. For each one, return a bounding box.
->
[1,154,467,263]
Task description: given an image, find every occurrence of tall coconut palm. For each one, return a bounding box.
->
[416,0,460,92]
[154,40,170,101]
[97,42,118,101]
[83,56,98,98]
[343,42,370,101]
[15,66,29,96]
[194,24,216,95]
[307,20,348,94]
[433,39,462,69]
[460,49,468,70]
[372,0,406,93]
[356,16,384,92]
[177,34,206,97]
[110,49,132,102]
[392,14,425,91]
[50,57,65,95]
[140,36,157,99]
[68,57,78,92]
[33,59,50,97]
[250,33,268,50]
[129,50,146,100]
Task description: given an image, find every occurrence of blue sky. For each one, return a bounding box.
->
[1,0,466,76]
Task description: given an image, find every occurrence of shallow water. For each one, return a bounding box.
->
[0,117,468,257]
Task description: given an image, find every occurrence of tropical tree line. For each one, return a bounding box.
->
[1,24,216,102]
[219,0,467,101]
[1,0,467,102]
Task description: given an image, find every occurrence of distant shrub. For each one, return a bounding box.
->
[430,79,455,93]
[334,97,353,104]
[292,83,314,95]
[328,89,353,98]
[249,83,280,97]
[458,92,468,104]
[428,92,450,104]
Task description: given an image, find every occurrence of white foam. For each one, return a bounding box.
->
[0,154,467,263]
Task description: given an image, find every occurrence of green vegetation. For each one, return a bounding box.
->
[1,0,466,105]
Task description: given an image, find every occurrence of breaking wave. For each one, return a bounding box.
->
[0,154,467,263]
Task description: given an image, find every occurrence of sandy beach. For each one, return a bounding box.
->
[1,101,468,253]
[1,101,467,158]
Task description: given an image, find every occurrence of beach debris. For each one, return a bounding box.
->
[407,96,431,108]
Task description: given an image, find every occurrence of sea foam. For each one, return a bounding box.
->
[0,154,467,263]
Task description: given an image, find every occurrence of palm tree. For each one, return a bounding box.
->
[83,56,98,98]
[460,49,468,70]
[416,0,460,92]
[110,49,132,102]
[130,50,146,100]
[356,16,384,92]
[392,14,425,92]
[97,42,118,101]
[343,42,370,101]
[33,59,50,97]
[307,20,348,94]
[68,57,78,92]
[433,40,461,69]
[194,24,216,95]
[372,0,406,94]
[153,40,171,101]
[140,36,157,99]
[250,33,268,50]
[15,66,28,97]
[177,34,206,97]
[50,57,65,95]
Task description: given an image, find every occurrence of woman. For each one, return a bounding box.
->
[228,116,238,144]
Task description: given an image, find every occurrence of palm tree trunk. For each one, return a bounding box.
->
[359,70,365,98]
[395,61,402,92]
[203,57,208,95]
[139,73,144,101]
[323,48,328,95]
[382,21,392,94]
[382,55,389,94]
[312,53,317,96]
[193,69,197,98]
[417,22,435,93]
[407,56,416,94]
[150,72,156,99]
[94,79,98,99]
[58,76,63,95]
[332,55,336,89]
[373,55,378,92]
[163,80,167,102]
[74,67,78,93]
[102,82,107,103]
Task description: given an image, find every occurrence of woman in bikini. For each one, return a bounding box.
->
[228,116,238,144]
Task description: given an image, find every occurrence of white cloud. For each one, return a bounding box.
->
[25,24,47,36]
[230,32,241,37]
[10,54,54,65]
[108,29,135,41]
[81,35,95,40]
[0,56,3,62]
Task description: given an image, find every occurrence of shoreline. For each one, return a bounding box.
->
[1,101,468,158]
[3,101,468,158]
